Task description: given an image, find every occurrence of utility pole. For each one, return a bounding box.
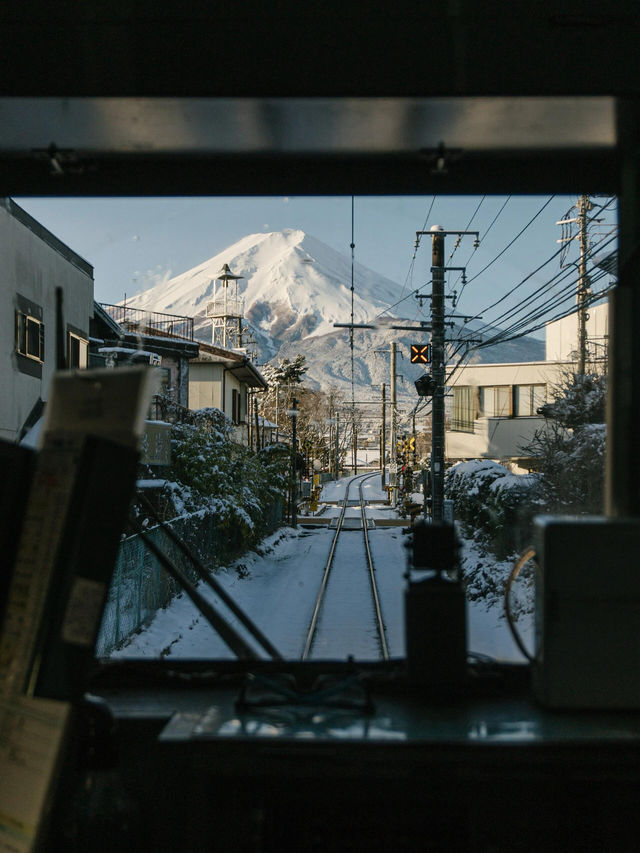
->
[557,194,594,374]
[380,382,386,490]
[390,341,397,505]
[417,226,479,523]
[288,398,299,527]
[430,227,446,523]
[577,194,593,374]
[412,411,417,466]
[353,422,358,475]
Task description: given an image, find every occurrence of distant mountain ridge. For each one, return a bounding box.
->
[123,229,545,400]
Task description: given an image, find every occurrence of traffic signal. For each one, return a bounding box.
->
[415,374,436,396]
[410,344,431,364]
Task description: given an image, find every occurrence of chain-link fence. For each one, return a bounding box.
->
[96,499,284,656]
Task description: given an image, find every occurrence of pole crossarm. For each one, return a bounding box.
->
[416,230,480,238]
[333,322,378,329]
[391,324,433,332]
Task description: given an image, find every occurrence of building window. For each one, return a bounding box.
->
[479,385,511,417]
[232,388,240,424]
[67,331,89,368]
[16,312,45,362]
[452,386,475,432]
[514,384,546,416]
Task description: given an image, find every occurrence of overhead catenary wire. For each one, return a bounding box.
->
[447,195,486,266]
[460,195,556,289]
[442,197,618,384]
[454,195,512,303]
[444,268,615,387]
[377,196,438,320]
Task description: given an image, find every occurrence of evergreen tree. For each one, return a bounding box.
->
[523,370,607,515]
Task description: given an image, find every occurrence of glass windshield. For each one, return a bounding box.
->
[15,194,618,666]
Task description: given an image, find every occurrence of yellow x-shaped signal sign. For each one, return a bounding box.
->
[410,344,431,364]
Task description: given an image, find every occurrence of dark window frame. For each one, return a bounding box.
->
[16,310,45,363]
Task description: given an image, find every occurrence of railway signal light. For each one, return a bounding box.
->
[415,374,436,397]
[410,344,431,364]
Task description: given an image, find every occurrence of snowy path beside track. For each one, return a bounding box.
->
[111,475,533,663]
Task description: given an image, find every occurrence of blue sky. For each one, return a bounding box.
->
[15,195,617,340]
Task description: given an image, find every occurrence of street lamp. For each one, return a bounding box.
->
[286,398,299,527]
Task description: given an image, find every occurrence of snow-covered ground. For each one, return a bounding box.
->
[112,475,533,664]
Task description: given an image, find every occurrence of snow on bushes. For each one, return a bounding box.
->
[445,460,542,559]
[139,407,289,551]
[445,460,540,615]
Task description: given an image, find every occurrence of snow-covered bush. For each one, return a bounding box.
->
[445,460,542,559]
[538,370,606,429]
[445,460,540,613]
[140,407,289,551]
[522,370,607,515]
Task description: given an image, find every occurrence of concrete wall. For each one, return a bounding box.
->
[447,360,566,390]
[188,360,249,445]
[0,199,93,442]
[188,361,223,410]
[447,415,547,461]
[545,300,609,362]
[445,360,568,462]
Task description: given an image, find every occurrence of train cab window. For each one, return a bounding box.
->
[10,193,617,671]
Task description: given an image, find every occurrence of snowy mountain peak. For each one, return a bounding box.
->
[124,229,406,348]
[123,229,545,399]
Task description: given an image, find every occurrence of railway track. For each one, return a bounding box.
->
[301,472,390,661]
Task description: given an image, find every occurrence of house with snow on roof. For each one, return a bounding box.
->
[93,303,268,448]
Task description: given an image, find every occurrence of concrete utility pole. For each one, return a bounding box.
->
[557,194,594,374]
[353,422,358,475]
[287,398,299,527]
[380,382,386,490]
[430,227,446,523]
[390,341,397,505]
[577,194,593,374]
[417,226,479,523]
[412,411,417,466]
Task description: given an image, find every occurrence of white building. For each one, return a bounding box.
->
[445,301,608,469]
[188,342,268,446]
[1,198,94,442]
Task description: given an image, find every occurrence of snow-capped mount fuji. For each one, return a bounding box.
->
[124,229,404,357]
[123,228,545,401]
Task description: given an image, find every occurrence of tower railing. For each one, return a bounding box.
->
[100,303,195,340]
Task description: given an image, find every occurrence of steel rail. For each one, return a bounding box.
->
[358,473,390,661]
[302,472,387,661]
[301,476,352,659]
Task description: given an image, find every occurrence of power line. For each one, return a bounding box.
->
[466,230,617,339]
[447,196,485,265]
[454,195,511,304]
[461,195,557,291]
[474,264,613,349]
[475,279,615,348]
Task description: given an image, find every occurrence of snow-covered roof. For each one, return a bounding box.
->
[99,346,158,359]
[257,416,278,429]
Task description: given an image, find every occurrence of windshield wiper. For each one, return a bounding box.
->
[134,493,283,661]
